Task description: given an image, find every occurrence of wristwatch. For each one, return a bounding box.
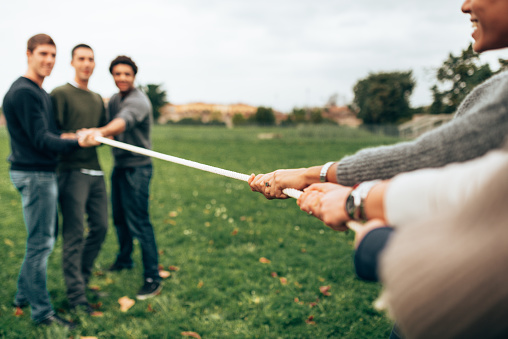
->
[345,180,380,221]
[320,162,335,182]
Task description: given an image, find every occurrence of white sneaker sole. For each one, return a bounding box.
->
[136,284,162,300]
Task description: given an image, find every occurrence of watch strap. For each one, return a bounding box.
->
[320,162,335,182]
[347,180,381,221]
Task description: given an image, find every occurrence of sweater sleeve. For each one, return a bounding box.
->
[384,149,508,228]
[336,74,508,186]
[354,227,394,282]
[16,88,79,154]
[116,92,151,131]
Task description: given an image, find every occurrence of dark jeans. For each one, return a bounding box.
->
[10,170,57,322]
[111,164,160,281]
[58,170,108,306]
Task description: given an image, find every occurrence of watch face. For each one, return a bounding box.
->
[345,194,355,218]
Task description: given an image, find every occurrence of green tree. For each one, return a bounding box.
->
[287,108,307,123]
[352,71,415,124]
[140,84,168,123]
[310,109,323,124]
[254,106,276,126]
[232,113,247,126]
[429,44,493,114]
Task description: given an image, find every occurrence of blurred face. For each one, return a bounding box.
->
[462,0,508,53]
[111,63,135,93]
[71,47,95,82]
[27,44,56,79]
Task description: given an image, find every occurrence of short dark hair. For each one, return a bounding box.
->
[71,43,93,58]
[109,55,138,75]
[27,34,55,53]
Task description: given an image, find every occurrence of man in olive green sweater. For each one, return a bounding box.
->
[51,44,108,313]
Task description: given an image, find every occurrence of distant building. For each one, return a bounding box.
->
[159,102,286,127]
[398,114,454,139]
[322,105,362,127]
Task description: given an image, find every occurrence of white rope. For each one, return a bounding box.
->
[95,136,360,231]
[95,136,302,199]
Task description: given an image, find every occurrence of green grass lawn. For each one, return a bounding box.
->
[0,125,400,339]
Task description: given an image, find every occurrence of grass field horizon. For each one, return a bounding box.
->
[0,125,400,338]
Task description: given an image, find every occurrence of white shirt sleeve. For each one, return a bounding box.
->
[384,149,508,228]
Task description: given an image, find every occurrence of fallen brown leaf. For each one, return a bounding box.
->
[279,277,288,285]
[319,285,331,296]
[306,315,316,325]
[231,228,238,235]
[270,272,278,278]
[181,331,202,339]
[159,270,171,279]
[14,307,23,316]
[259,257,271,264]
[169,265,180,271]
[118,296,135,312]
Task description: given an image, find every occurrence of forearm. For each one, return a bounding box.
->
[363,181,389,222]
[302,163,339,185]
[98,118,126,137]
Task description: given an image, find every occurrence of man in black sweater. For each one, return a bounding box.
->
[2,34,97,328]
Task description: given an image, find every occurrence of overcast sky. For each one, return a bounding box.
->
[2,0,507,113]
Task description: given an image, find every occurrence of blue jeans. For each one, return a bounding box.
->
[10,170,57,322]
[111,164,160,281]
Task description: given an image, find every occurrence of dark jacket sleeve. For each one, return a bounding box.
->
[354,227,394,282]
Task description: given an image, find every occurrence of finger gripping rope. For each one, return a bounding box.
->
[95,136,302,199]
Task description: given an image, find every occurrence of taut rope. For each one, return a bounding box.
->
[95,136,303,199]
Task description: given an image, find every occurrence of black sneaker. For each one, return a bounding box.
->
[136,278,162,300]
[37,314,76,329]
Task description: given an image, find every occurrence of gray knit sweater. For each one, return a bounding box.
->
[336,71,508,186]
